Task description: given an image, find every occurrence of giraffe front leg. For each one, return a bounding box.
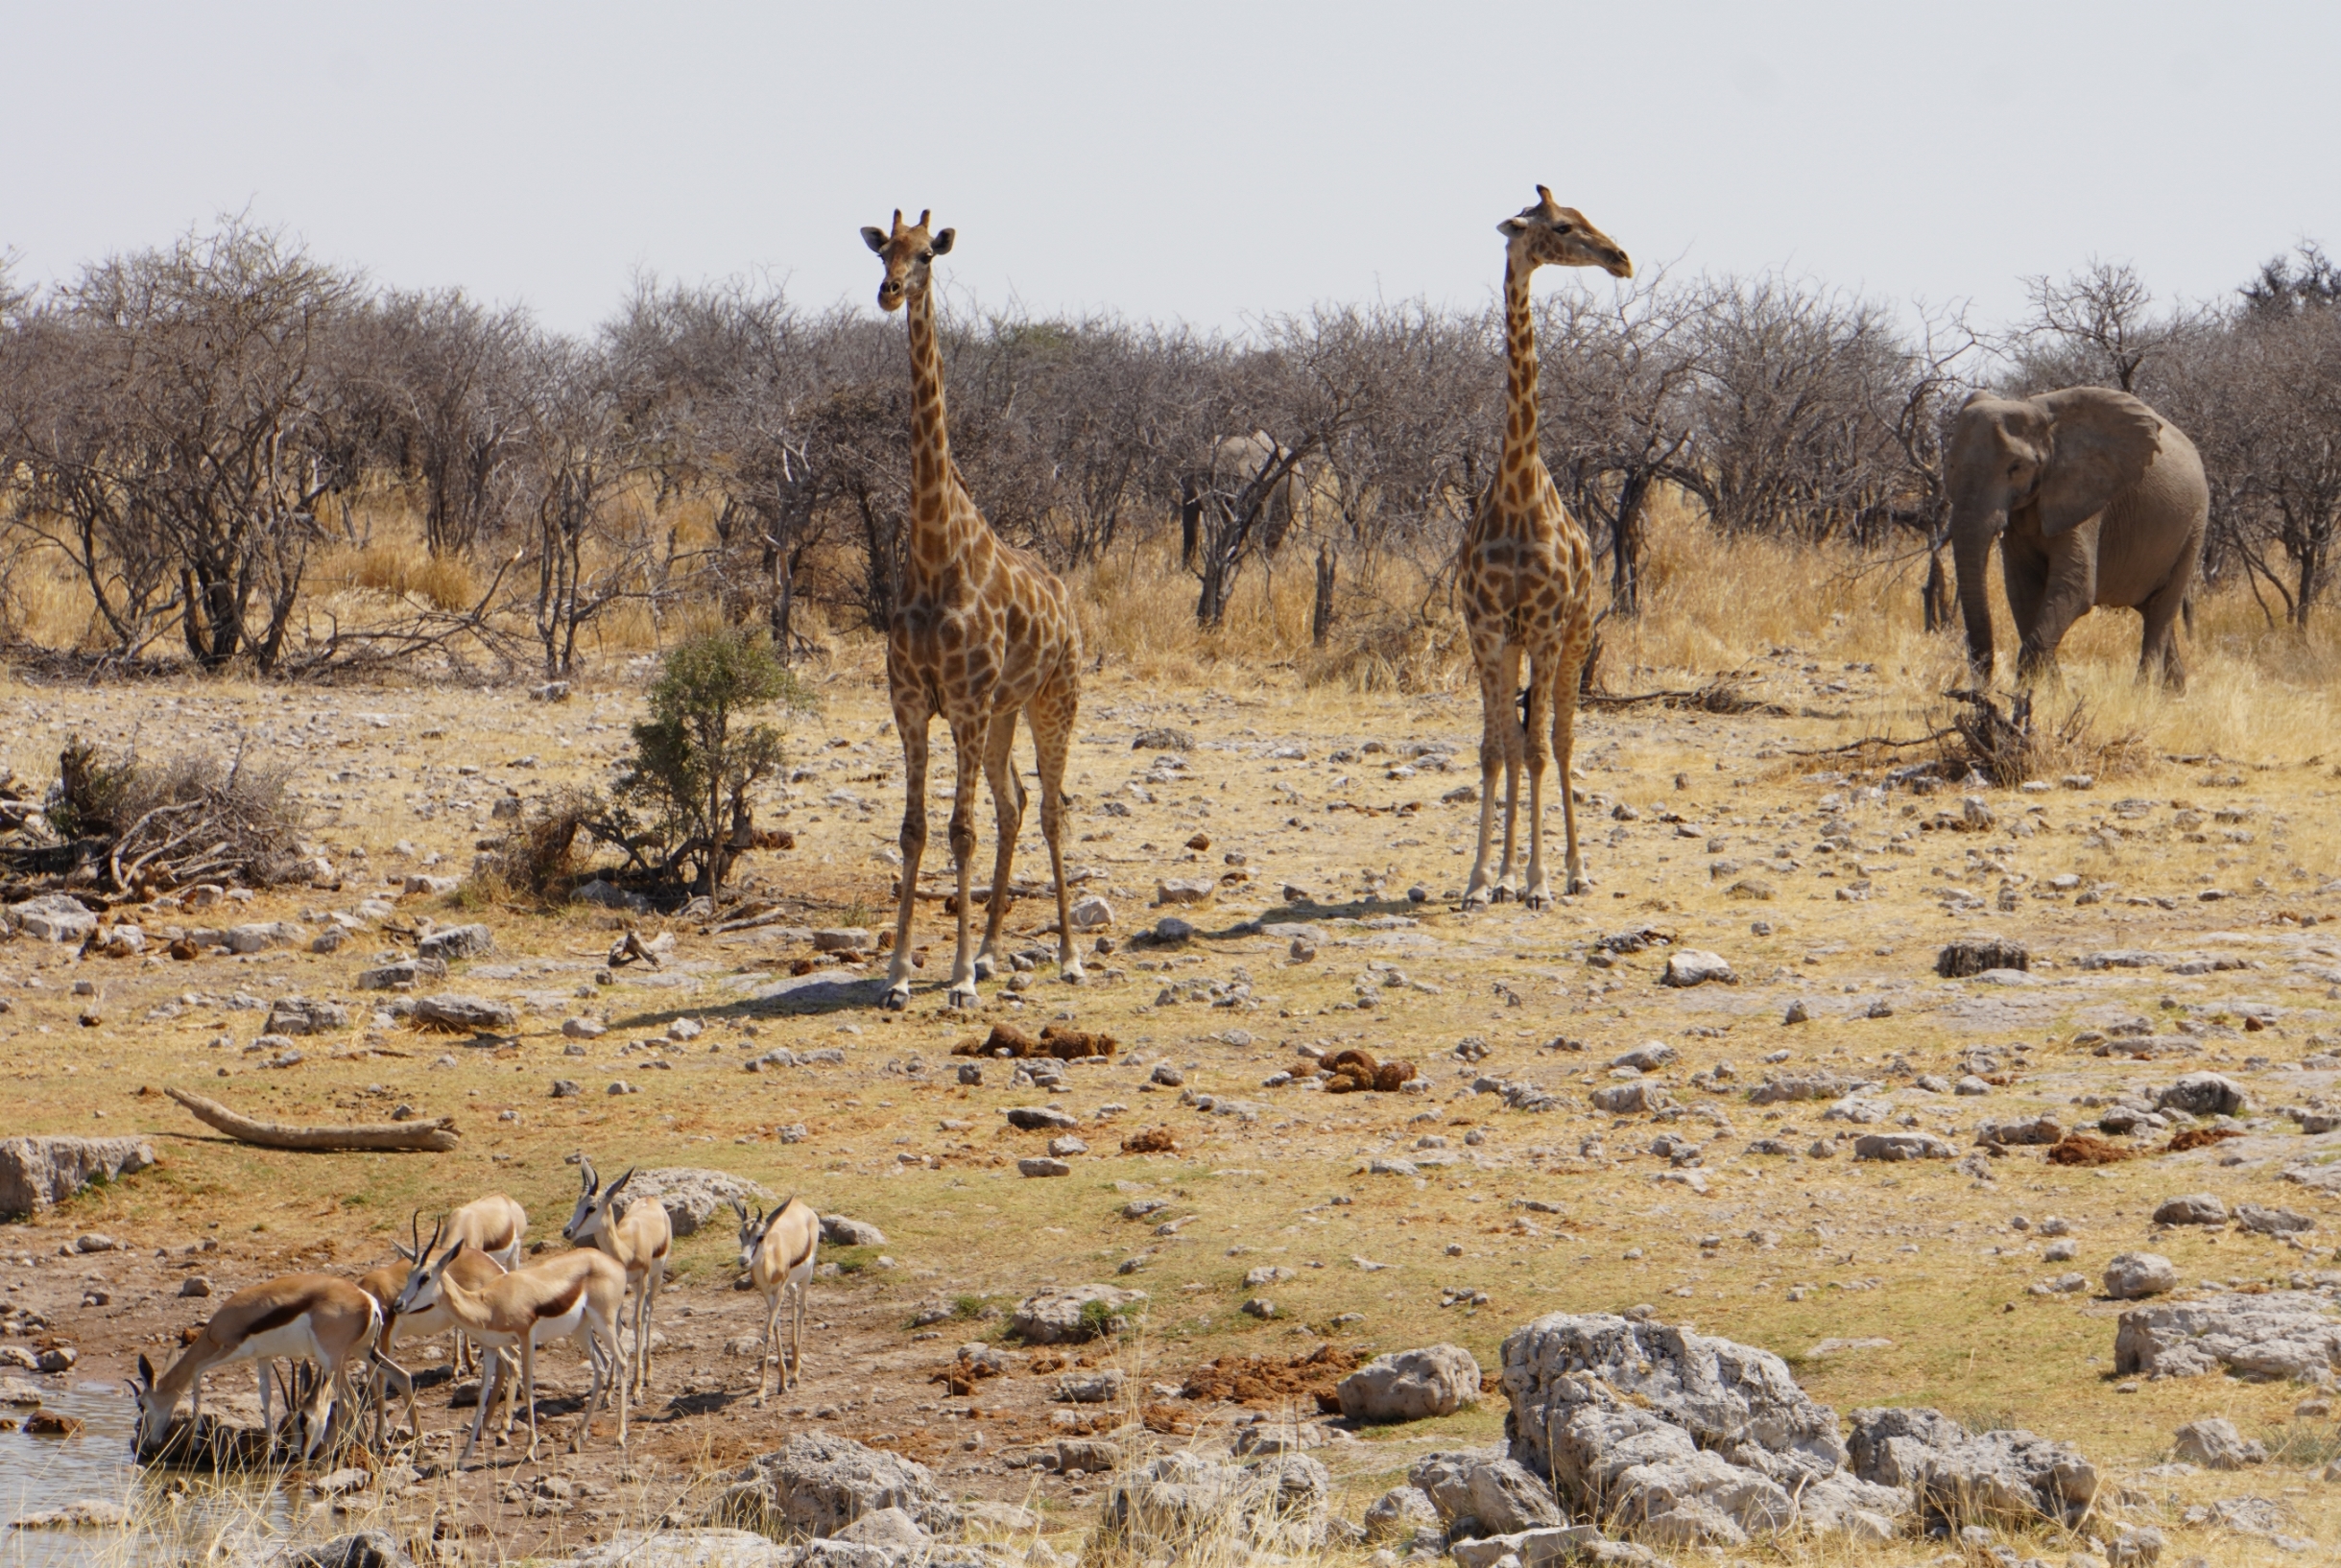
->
[973,710,1022,983]
[884,705,932,1011]
[1493,647,1527,901]
[1520,666,1553,910]
[945,720,985,1009]
[1463,660,1507,909]
[1557,625,1592,895]
[1030,682,1084,983]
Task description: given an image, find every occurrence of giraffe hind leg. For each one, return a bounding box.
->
[1493,641,1526,901]
[944,718,986,1010]
[1557,616,1592,895]
[884,702,932,1010]
[1026,674,1084,982]
[1462,643,1509,909]
[1520,657,1554,910]
[973,709,1023,982]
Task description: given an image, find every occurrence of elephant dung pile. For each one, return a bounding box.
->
[1322,1048,1417,1094]
[953,1023,1117,1060]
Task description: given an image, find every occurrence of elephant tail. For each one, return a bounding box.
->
[2181,594,2195,635]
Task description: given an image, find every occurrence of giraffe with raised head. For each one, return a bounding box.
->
[860,209,1084,1010]
[1460,186,1633,910]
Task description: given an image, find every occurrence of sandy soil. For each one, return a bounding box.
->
[4,653,2341,1562]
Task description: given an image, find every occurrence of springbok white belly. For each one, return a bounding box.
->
[220,1318,330,1371]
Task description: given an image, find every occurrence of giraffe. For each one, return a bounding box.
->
[860,209,1085,1010]
[1459,186,1633,910]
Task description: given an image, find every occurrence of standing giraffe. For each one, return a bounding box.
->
[1460,187,1633,909]
[860,209,1084,1009]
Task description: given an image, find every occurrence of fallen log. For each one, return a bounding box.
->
[163,1088,460,1152]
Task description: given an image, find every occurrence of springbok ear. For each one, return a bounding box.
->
[861,226,889,254]
[609,1166,636,1196]
[136,1352,155,1387]
[579,1158,598,1193]
[930,228,955,255]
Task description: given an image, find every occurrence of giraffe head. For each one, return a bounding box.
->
[1498,187,1632,279]
[860,208,956,313]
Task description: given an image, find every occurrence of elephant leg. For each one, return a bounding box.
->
[1999,537,2049,682]
[2138,521,2202,691]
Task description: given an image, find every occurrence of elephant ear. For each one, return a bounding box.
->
[2035,387,2162,538]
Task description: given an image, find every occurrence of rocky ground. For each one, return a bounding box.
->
[3,650,2341,1565]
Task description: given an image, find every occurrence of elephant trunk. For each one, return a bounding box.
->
[1949,509,2002,678]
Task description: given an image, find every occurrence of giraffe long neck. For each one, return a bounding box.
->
[904,276,954,520]
[1499,256,1542,506]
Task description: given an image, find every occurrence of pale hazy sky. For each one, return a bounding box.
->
[8,2,2335,336]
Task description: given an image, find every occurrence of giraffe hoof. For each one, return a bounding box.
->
[1060,963,1087,986]
[946,984,981,1010]
[1461,890,1491,911]
[882,985,911,1011]
[973,955,997,982]
[1524,888,1552,911]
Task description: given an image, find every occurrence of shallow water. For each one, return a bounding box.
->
[0,1384,297,1567]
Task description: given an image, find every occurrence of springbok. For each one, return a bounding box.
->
[393,1221,628,1466]
[440,1191,527,1374]
[561,1159,670,1395]
[732,1195,820,1405]
[356,1214,513,1447]
[130,1273,378,1463]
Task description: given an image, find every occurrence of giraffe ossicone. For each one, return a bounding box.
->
[864,208,1086,1010]
[1459,187,1632,912]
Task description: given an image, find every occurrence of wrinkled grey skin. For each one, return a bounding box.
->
[1947,386,2207,688]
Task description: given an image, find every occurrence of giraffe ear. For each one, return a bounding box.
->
[1497,217,1530,239]
[931,228,955,256]
[862,227,890,255]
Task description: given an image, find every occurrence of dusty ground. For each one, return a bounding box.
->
[4,648,2341,1564]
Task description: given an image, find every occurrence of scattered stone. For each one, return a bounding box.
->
[2114,1291,2341,1380]
[412,994,517,1032]
[1660,950,1736,987]
[1068,895,1114,931]
[706,1432,962,1538]
[1504,1312,1908,1546]
[2234,1203,2314,1235]
[354,957,448,990]
[2104,1252,2180,1300]
[2153,1193,2229,1226]
[1853,1131,1954,1161]
[1408,1449,1565,1535]
[1361,1485,1440,1541]
[1846,1405,2096,1530]
[1156,879,1215,907]
[417,923,494,962]
[561,1016,607,1039]
[822,1216,886,1247]
[264,997,349,1036]
[1054,1369,1125,1403]
[1096,1450,1328,1554]
[1336,1343,1482,1423]
[1937,938,2030,978]
[2171,1417,2267,1469]
[7,894,97,943]
[1019,1157,1072,1178]
[0,1136,157,1216]
[2158,1073,2248,1117]
[8,1499,128,1528]
[1012,1284,1146,1344]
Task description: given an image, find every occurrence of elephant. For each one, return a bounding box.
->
[1947,386,2207,688]
[1182,431,1323,561]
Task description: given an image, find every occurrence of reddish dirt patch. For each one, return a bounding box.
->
[2165,1127,2247,1152]
[2047,1134,2139,1166]
[1178,1342,1363,1409]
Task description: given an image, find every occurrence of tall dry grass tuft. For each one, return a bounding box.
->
[309,538,480,612]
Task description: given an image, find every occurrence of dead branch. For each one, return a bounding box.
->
[164,1087,460,1152]
[1781,728,1959,758]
